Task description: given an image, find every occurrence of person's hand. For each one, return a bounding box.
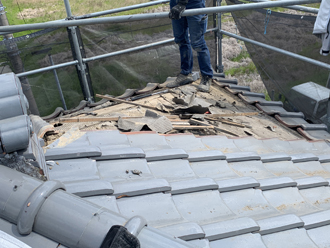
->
[169,3,186,20]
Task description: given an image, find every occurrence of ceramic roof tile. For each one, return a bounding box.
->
[148,159,196,182]
[288,140,321,153]
[299,186,330,210]
[145,149,188,162]
[97,158,153,183]
[258,177,297,191]
[137,226,195,248]
[221,188,279,220]
[165,134,208,152]
[158,222,205,241]
[297,128,330,140]
[83,195,120,213]
[189,160,238,180]
[301,123,328,131]
[187,150,226,162]
[209,233,267,248]
[262,161,307,179]
[310,141,330,155]
[318,154,330,163]
[187,239,210,248]
[44,146,102,160]
[274,115,309,128]
[293,161,330,178]
[217,177,260,193]
[117,193,184,228]
[112,178,171,197]
[258,100,283,107]
[290,153,318,163]
[47,158,100,182]
[259,153,291,163]
[262,139,295,154]
[49,132,90,148]
[301,210,330,229]
[87,130,130,148]
[201,136,241,153]
[0,218,63,248]
[295,176,329,189]
[277,111,305,118]
[241,91,265,98]
[306,225,330,248]
[232,137,273,154]
[228,161,275,179]
[64,179,114,197]
[238,94,265,104]
[255,104,288,115]
[261,228,318,248]
[225,152,261,163]
[95,147,145,160]
[256,214,304,235]
[172,190,235,225]
[202,217,259,241]
[126,132,170,151]
[170,178,218,195]
[262,187,318,216]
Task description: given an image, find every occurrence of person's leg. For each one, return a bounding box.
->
[186,0,213,79]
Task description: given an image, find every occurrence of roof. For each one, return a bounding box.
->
[2,72,330,247]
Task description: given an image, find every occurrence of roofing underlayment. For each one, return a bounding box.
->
[2,72,330,247]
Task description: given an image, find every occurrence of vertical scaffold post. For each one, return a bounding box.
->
[64,0,94,102]
[217,0,224,73]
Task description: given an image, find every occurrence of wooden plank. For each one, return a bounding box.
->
[208,112,259,117]
[172,125,213,130]
[189,118,239,137]
[96,94,160,111]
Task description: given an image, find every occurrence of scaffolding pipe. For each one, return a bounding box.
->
[217,0,223,73]
[221,30,330,71]
[0,0,320,33]
[16,60,78,77]
[248,0,319,13]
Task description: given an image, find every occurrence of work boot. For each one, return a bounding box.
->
[197,75,212,92]
[166,73,194,88]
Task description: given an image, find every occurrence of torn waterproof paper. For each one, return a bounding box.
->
[117,111,173,133]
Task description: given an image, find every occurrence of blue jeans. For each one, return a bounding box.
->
[170,0,213,78]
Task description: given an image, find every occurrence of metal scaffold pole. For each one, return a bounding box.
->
[217,0,224,73]
[64,0,94,103]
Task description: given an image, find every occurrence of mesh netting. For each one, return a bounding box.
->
[0,0,217,116]
[226,0,328,109]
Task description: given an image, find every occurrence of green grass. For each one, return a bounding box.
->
[225,62,257,76]
[230,50,250,62]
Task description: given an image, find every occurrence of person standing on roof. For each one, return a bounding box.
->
[167,0,213,92]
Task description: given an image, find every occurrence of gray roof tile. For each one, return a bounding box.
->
[221,188,279,220]
[260,153,291,163]
[318,154,330,163]
[95,147,145,160]
[293,161,330,178]
[277,111,305,118]
[209,233,267,248]
[229,161,275,179]
[301,123,328,131]
[299,186,330,210]
[263,161,307,179]
[256,214,304,235]
[117,193,184,228]
[241,91,265,98]
[47,158,100,182]
[298,128,330,140]
[233,138,273,154]
[83,195,120,213]
[148,159,196,182]
[187,150,226,162]
[158,222,205,241]
[217,177,259,193]
[45,146,102,160]
[226,152,261,163]
[172,190,235,225]
[170,178,218,195]
[189,160,238,180]
[97,158,153,183]
[112,178,171,197]
[187,239,210,248]
[126,132,170,151]
[262,139,294,154]
[138,226,195,248]
[87,130,130,148]
[262,187,318,216]
[288,140,317,154]
[238,94,266,105]
[295,176,329,189]
[274,115,309,128]
[165,134,208,152]
[255,104,287,115]
[306,224,330,247]
[301,210,330,229]
[261,228,318,248]
[202,217,259,241]
[49,132,90,149]
[290,153,319,163]
[311,141,330,155]
[258,100,283,107]
[64,180,114,197]
[258,177,297,191]
[145,149,188,162]
[201,136,241,153]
